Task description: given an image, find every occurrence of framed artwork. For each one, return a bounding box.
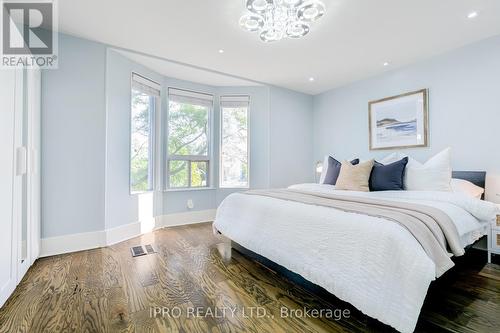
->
[368,89,428,150]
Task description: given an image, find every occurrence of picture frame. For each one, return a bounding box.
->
[368,89,428,150]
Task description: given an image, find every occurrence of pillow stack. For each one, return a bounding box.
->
[319,155,409,192]
[319,148,467,194]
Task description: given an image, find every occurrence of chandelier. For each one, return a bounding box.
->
[239,0,326,42]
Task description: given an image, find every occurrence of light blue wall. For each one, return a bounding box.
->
[313,35,500,173]
[41,34,106,237]
[42,34,314,236]
[270,87,314,187]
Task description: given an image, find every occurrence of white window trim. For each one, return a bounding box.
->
[165,87,214,190]
[131,73,161,95]
[164,186,216,193]
[219,95,250,189]
[129,72,161,195]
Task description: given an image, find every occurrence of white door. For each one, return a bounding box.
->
[0,70,20,307]
[17,69,42,278]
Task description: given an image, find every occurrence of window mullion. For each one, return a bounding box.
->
[186,160,191,187]
[169,155,208,161]
[149,95,155,191]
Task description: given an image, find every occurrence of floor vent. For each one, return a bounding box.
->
[145,244,156,254]
[131,244,156,257]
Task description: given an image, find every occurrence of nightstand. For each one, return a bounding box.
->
[488,214,500,263]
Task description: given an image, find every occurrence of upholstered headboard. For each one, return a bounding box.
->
[452,171,486,199]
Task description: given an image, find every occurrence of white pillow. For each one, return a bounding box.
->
[379,152,401,165]
[319,155,329,183]
[404,148,452,191]
[451,178,484,199]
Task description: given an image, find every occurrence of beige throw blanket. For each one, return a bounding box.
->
[244,189,464,277]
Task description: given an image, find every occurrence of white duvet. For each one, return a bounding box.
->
[213,184,498,333]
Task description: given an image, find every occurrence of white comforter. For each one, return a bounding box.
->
[213,184,498,333]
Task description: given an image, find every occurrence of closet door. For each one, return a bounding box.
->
[0,70,20,307]
[18,69,41,279]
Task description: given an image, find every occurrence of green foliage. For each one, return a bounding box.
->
[191,161,207,187]
[168,160,188,188]
[221,107,248,186]
[168,101,208,156]
[130,95,246,189]
[130,90,152,192]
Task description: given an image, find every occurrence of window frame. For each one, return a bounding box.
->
[165,87,214,190]
[219,95,250,189]
[129,73,161,195]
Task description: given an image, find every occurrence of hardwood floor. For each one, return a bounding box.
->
[0,222,498,333]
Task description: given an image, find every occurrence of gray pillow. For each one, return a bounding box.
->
[322,156,360,185]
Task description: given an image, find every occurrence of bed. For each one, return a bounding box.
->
[212,171,497,333]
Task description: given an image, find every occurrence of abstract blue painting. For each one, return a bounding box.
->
[369,89,428,150]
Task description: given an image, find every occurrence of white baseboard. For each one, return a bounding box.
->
[40,209,216,257]
[40,230,106,257]
[105,221,143,246]
[156,209,216,228]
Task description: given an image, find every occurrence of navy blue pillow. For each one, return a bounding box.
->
[369,157,408,191]
[323,156,360,185]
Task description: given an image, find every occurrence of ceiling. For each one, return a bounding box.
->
[58,0,500,95]
[112,49,259,87]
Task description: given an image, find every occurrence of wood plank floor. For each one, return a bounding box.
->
[0,222,499,333]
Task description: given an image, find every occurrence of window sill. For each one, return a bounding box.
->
[163,187,216,193]
[219,186,250,190]
[130,190,154,196]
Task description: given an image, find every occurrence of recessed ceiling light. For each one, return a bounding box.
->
[383,62,390,67]
[309,77,315,82]
[467,11,478,19]
[218,49,225,53]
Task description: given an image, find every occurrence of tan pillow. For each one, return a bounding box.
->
[335,159,374,192]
